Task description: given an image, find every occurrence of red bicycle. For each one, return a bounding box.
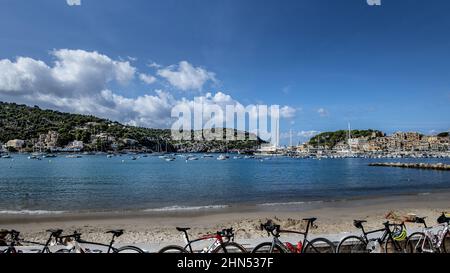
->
[158,227,247,253]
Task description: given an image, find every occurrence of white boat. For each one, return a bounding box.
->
[187,156,199,161]
[202,154,214,158]
[66,155,82,158]
[217,154,228,161]
[165,157,176,162]
[1,155,12,159]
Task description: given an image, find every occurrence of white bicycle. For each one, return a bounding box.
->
[405,213,450,253]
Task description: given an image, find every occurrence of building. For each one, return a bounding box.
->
[36,131,59,150]
[66,140,84,151]
[6,139,25,150]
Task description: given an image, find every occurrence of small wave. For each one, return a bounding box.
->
[417,192,431,196]
[143,205,229,212]
[258,201,324,207]
[0,210,65,215]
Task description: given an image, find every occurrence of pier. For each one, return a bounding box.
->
[369,162,450,171]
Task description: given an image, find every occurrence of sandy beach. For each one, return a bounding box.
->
[1,191,449,252]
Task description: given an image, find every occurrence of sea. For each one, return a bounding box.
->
[0,154,449,215]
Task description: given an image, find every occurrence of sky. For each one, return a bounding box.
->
[0,0,449,144]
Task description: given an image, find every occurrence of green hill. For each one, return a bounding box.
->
[308,129,384,149]
[0,101,262,152]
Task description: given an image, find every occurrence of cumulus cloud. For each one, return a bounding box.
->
[157,61,216,91]
[0,49,296,130]
[66,0,81,6]
[139,73,157,85]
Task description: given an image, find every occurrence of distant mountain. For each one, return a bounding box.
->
[0,101,263,152]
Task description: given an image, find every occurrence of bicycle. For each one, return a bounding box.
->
[1,229,64,253]
[251,218,335,253]
[158,227,247,253]
[405,213,450,253]
[56,229,145,253]
[336,220,408,253]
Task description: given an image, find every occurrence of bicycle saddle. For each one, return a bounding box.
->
[106,229,124,237]
[353,220,367,229]
[303,217,317,223]
[415,216,427,224]
[176,227,191,232]
[46,229,63,236]
[437,213,450,224]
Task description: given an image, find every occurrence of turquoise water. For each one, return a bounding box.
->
[0,154,449,213]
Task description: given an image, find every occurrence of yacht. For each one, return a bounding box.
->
[217,154,229,161]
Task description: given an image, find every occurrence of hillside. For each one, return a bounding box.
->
[308,129,384,149]
[0,102,263,152]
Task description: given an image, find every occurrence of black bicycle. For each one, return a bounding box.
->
[158,227,247,253]
[337,220,408,253]
[1,229,64,253]
[252,218,335,253]
[56,229,145,253]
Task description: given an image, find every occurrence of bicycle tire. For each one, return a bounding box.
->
[55,248,73,253]
[212,242,247,253]
[442,231,450,253]
[303,238,335,253]
[336,236,368,253]
[405,232,435,253]
[158,245,188,253]
[115,246,145,253]
[251,242,285,253]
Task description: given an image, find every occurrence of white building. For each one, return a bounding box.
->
[6,139,25,150]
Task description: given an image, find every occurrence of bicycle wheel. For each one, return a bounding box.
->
[212,242,247,253]
[405,232,435,253]
[303,238,335,253]
[384,236,405,253]
[442,231,450,253]
[115,246,145,253]
[55,248,72,253]
[251,242,285,253]
[158,245,188,253]
[336,236,368,253]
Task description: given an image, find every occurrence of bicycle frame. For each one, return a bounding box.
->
[2,230,60,253]
[59,233,119,253]
[180,231,229,253]
[358,222,405,250]
[264,219,316,253]
[415,223,449,253]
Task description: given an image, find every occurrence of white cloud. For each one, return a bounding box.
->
[66,0,81,6]
[157,61,216,91]
[139,73,157,85]
[0,49,297,130]
[280,106,297,119]
[317,107,329,117]
[147,62,162,69]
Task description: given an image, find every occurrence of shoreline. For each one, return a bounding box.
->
[1,189,449,223]
[1,192,448,248]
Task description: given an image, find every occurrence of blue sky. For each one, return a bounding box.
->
[0,0,449,144]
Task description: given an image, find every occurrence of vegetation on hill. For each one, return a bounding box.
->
[0,102,263,152]
[308,129,384,148]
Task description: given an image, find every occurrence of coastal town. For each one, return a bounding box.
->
[1,127,449,159]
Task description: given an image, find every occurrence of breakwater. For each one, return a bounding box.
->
[369,162,450,171]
